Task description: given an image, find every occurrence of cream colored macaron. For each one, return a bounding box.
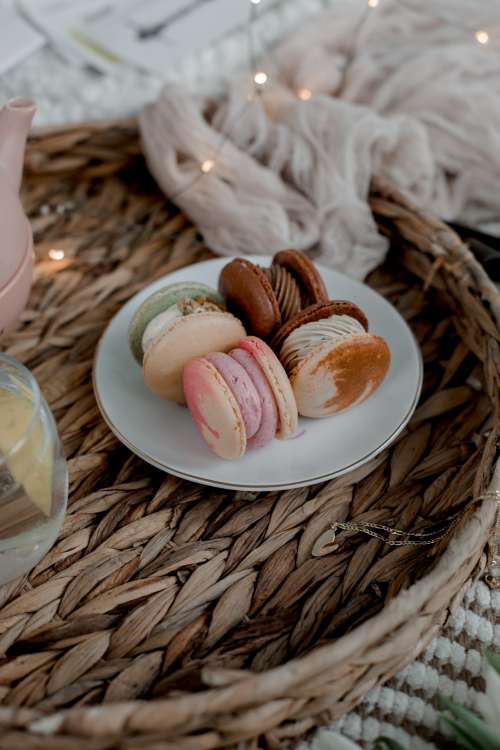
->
[128,282,224,364]
[144,311,245,404]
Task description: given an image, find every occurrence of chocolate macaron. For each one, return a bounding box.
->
[219,258,281,339]
[219,250,329,339]
[273,301,390,418]
[272,249,328,306]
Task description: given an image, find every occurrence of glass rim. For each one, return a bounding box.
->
[0,353,42,462]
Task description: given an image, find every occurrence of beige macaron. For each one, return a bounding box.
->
[144,312,246,404]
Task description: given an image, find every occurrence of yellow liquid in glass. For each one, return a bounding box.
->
[0,385,53,517]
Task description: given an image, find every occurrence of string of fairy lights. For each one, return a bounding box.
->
[173,0,494,196]
[48,0,495,262]
[195,0,493,180]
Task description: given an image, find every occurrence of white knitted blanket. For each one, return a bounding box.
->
[302,581,500,749]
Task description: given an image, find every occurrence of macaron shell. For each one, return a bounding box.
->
[239,336,298,440]
[272,249,329,306]
[129,282,224,363]
[205,352,262,439]
[183,358,246,459]
[219,258,281,339]
[144,312,246,403]
[230,347,278,449]
[290,334,391,418]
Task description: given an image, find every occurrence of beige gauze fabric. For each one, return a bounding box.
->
[140,0,500,280]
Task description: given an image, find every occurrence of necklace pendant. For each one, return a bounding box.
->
[312,528,340,557]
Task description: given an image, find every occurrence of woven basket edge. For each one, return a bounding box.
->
[4,119,497,742]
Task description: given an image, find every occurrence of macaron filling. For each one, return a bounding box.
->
[142,297,224,354]
[280,314,366,372]
[264,265,301,323]
[240,335,299,440]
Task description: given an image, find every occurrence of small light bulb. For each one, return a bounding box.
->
[368,0,379,7]
[254,71,268,85]
[475,30,489,44]
[250,0,261,4]
[298,88,312,101]
[201,159,215,173]
[49,249,65,261]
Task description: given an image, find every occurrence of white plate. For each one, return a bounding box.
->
[93,256,422,490]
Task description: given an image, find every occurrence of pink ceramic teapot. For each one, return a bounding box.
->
[0,97,36,336]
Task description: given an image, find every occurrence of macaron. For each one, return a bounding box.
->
[274,302,390,418]
[183,336,298,459]
[230,348,278,448]
[272,301,369,353]
[128,282,225,364]
[239,336,298,439]
[218,250,329,339]
[129,282,246,404]
[219,258,281,339]
[272,249,328,306]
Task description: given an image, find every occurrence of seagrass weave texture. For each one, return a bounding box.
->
[0,120,498,750]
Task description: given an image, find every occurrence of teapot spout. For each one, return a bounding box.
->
[0,97,36,193]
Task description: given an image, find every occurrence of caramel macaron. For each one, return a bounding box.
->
[274,301,390,418]
[272,301,369,353]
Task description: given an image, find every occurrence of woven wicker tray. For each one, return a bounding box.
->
[0,120,498,750]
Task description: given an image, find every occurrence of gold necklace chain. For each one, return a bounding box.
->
[324,491,500,588]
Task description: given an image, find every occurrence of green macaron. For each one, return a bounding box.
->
[128,282,224,364]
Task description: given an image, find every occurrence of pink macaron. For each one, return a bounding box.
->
[229,348,278,449]
[183,336,298,459]
[205,352,262,439]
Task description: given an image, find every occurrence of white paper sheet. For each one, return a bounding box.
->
[19,0,254,76]
[19,0,122,72]
[0,4,44,76]
[79,0,252,75]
